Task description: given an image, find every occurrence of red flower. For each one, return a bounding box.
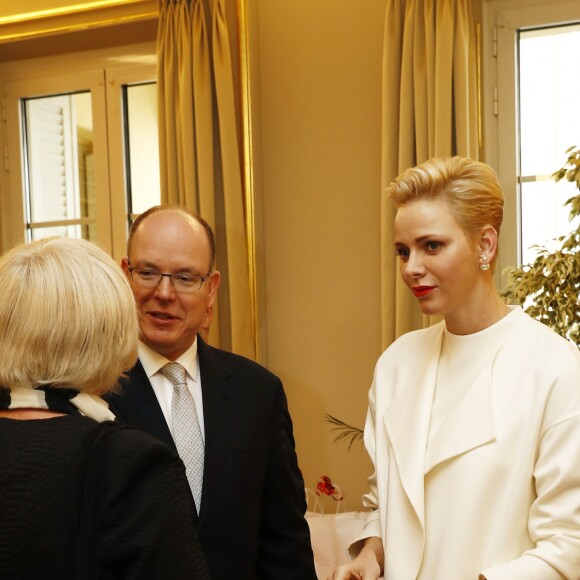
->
[316,475,343,501]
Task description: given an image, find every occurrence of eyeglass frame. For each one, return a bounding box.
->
[126,259,212,294]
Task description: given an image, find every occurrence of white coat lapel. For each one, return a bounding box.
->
[383,325,444,526]
[425,352,497,474]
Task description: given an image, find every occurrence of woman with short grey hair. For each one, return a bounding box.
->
[0,236,210,579]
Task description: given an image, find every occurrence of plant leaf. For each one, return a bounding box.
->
[325,413,364,450]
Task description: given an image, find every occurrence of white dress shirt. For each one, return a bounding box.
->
[138,339,205,442]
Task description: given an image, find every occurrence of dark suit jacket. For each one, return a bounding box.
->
[106,336,316,580]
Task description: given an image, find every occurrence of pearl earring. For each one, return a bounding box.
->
[479,255,490,271]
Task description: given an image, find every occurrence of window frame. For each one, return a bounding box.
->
[104,63,157,260]
[482,0,580,287]
[0,43,156,260]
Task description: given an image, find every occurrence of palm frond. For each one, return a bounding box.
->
[325,413,364,450]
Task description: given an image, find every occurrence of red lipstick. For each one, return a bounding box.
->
[412,286,434,297]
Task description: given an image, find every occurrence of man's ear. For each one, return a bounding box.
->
[121,257,131,279]
[200,304,214,341]
[478,225,499,261]
[207,271,221,306]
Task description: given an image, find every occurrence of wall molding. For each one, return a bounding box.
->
[0,0,157,43]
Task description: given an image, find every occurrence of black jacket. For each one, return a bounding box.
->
[106,336,316,580]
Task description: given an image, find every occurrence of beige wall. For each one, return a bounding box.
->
[251,0,385,508]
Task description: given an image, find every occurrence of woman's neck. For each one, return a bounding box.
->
[445,290,509,336]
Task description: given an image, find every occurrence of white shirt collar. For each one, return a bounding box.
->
[138,338,200,382]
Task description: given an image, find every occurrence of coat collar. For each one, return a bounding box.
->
[382,323,497,529]
[424,365,496,473]
[382,326,441,527]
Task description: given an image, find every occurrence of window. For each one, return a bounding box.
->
[0,47,160,260]
[518,24,580,265]
[482,0,580,283]
[124,82,160,217]
[24,92,95,241]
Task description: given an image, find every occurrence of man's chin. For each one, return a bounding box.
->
[141,333,176,352]
[140,331,194,361]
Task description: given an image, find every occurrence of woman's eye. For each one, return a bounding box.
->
[426,241,441,251]
[396,248,410,260]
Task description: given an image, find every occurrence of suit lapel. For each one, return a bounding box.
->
[114,361,176,450]
[197,338,237,527]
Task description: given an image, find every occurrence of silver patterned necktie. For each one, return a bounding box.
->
[160,362,204,510]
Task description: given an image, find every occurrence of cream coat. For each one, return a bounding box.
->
[350,308,580,579]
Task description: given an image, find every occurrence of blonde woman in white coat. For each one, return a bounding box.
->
[331,157,580,580]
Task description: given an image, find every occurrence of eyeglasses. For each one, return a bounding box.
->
[127,260,211,294]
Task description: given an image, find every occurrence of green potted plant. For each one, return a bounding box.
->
[501,146,580,346]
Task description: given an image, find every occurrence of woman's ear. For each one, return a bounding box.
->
[478,225,499,261]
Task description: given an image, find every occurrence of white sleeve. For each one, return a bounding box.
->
[481,415,580,579]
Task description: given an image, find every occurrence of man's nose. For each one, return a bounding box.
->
[154,274,176,299]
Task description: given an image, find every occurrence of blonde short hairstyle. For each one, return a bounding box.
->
[0,237,138,394]
[387,156,505,239]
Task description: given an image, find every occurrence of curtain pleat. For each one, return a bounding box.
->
[211,0,254,358]
[192,0,214,215]
[157,0,256,359]
[157,0,177,198]
[175,0,196,205]
[381,0,478,348]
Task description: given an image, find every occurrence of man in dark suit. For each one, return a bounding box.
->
[106,205,316,580]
